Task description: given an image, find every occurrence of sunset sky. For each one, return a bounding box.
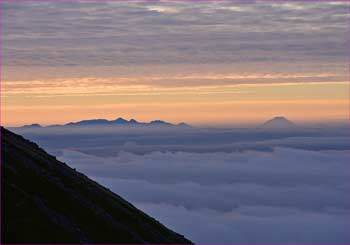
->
[1,1,349,126]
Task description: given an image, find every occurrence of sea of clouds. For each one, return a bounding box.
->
[57,142,350,244]
[13,126,350,244]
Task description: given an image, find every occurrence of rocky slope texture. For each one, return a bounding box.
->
[1,127,192,244]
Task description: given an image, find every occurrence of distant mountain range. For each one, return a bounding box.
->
[12,116,298,130]
[258,116,296,129]
[12,118,191,130]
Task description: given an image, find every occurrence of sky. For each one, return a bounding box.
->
[1,1,349,126]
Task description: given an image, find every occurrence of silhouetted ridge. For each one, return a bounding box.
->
[21,123,42,129]
[150,120,172,126]
[12,117,192,129]
[1,127,192,244]
[258,116,296,129]
[66,119,110,126]
[112,117,129,124]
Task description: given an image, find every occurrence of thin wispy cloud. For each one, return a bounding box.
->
[2,1,348,67]
[2,1,348,125]
[2,73,347,96]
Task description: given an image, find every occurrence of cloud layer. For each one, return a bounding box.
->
[3,1,349,67]
[58,147,350,244]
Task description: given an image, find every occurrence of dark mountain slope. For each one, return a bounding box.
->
[1,127,192,244]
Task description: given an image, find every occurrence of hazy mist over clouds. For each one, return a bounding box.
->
[14,124,350,154]
[59,146,350,244]
[12,125,350,244]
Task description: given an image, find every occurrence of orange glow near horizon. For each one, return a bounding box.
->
[3,100,348,127]
[2,73,348,127]
[2,1,349,128]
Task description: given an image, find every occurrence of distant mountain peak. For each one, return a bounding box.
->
[273,116,287,120]
[178,122,191,127]
[150,120,172,125]
[129,119,138,124]
[65,119,109,126]
[113,117,129,124]
[259,116,296,129]
[20,123,42,129]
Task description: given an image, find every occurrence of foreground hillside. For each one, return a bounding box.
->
[1,127,192,244]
